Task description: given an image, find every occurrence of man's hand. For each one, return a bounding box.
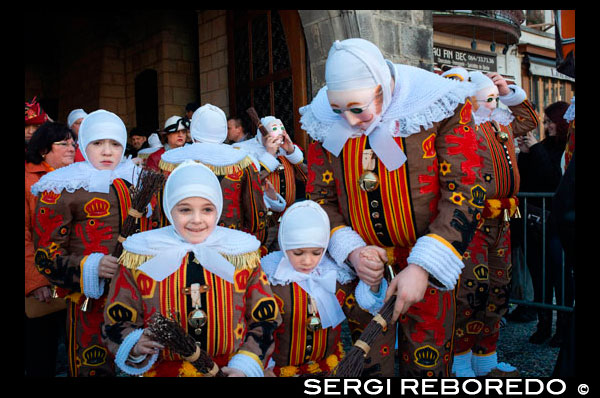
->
[348,246,387,287]
[384,263,429,322]
[262,135,281,156]
[281,132,295,155]
[29,286,52,303]
[487,72,511,96]
[98,255,120,279]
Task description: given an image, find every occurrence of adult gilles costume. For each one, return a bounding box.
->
[301,38,485,377]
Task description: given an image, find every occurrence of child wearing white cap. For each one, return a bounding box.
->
[159,104,278,252]
[103,161,281,377]
[31,109,145,377]
[260,200,388,376]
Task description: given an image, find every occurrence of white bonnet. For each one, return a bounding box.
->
[67,108,88,128]
[278,200,330,256]
[78,109,127,163]
[162,160,223,227]
[190,104,228,144]
[441,67,469,82]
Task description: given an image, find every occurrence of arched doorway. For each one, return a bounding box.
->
[135,69,159,132]
[227,10,309,150]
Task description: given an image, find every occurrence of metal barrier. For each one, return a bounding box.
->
[509,192,574,313]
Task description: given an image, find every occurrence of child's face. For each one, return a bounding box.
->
[86,139,123,170]
[285,247,325,274]
[171,197,218,244]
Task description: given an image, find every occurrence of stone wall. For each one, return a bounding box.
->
[298,10,434,97]
[197,10,230,116]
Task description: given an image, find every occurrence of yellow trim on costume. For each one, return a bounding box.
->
[330,224,347,238]
[159,156,255,176]
[427,234,462,260]
[119,249,261,271]
[79,255,89,294]
[236,349,264,370]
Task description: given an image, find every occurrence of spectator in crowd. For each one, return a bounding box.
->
[516,101,571,346]
[136,132,162,166]
[146,116,189,172]
[25,121,76,376]
[67,108,88,162]
[25,97,50,152]
[125,127,149,158]
[226,116,249,144]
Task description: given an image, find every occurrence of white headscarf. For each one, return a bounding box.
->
[190,103,228,144]
[147,133,161,148]
[441,67,469,82]
[273,200,346,329]
[321,39,405,170]
[78,109,128,163]
[124,160,259,282]
[67,108,88,128]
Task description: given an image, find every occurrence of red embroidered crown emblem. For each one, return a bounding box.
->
[40,190,61,205]
[84,198,111,218]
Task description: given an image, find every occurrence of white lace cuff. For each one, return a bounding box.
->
[406,235,464,290]
[355,278,388,315]
[82,252,106,299]
[328,226,366,267]
[500,85,527,107]
[227,352,264,377]
[258,152,281,173]
[114,329,159,376]
[283,145,303,165]
[264,192,286,212]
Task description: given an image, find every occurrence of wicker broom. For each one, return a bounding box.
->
[329,265,397,377]
[146,312,225,377]
[81,168,165,311]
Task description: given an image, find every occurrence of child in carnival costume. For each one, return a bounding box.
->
[159,104,283,253]
[442,68,539,377]
[261,200,387,376]
[102,161,282,377]
[300,38,486,377]
[31,109,144,376]
[234,115,308,251]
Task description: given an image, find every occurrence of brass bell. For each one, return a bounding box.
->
[497,131,509,143]
[50,285,59,299]
[188,308,208,335]
[81,297,90,312]
[503,208,510,222]
[514,207,522,219]
[307,315,322,332]
[358,171,380,192]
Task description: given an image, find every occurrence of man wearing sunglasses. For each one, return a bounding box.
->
[301,38,486,377]
[146,116,189,172]
[442,69,539,378]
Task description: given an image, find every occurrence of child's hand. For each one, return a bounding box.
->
[281,132,295,154]
[262,179,278,201]
[131,332,164,356]
[262,135,281,156]
[348,246,387,287]
[221,366,247,377]
[98,255,120,279]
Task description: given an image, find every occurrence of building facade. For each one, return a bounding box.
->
[25,10,573,147]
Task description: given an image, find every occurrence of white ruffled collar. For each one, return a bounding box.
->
[300,63,476,144]
[122,225,260,282]
[30,158,140,196]
[161,142,250,167]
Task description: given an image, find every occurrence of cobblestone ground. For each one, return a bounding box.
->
[55,306,560,377]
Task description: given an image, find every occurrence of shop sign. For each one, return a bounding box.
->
[434,45,497,72]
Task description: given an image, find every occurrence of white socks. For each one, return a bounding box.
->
[471,351,517,376]
[452,351,475,377]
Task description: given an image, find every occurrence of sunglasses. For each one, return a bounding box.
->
[331,95,378,115]
[476,96,500,104]
[164,117,191,133]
